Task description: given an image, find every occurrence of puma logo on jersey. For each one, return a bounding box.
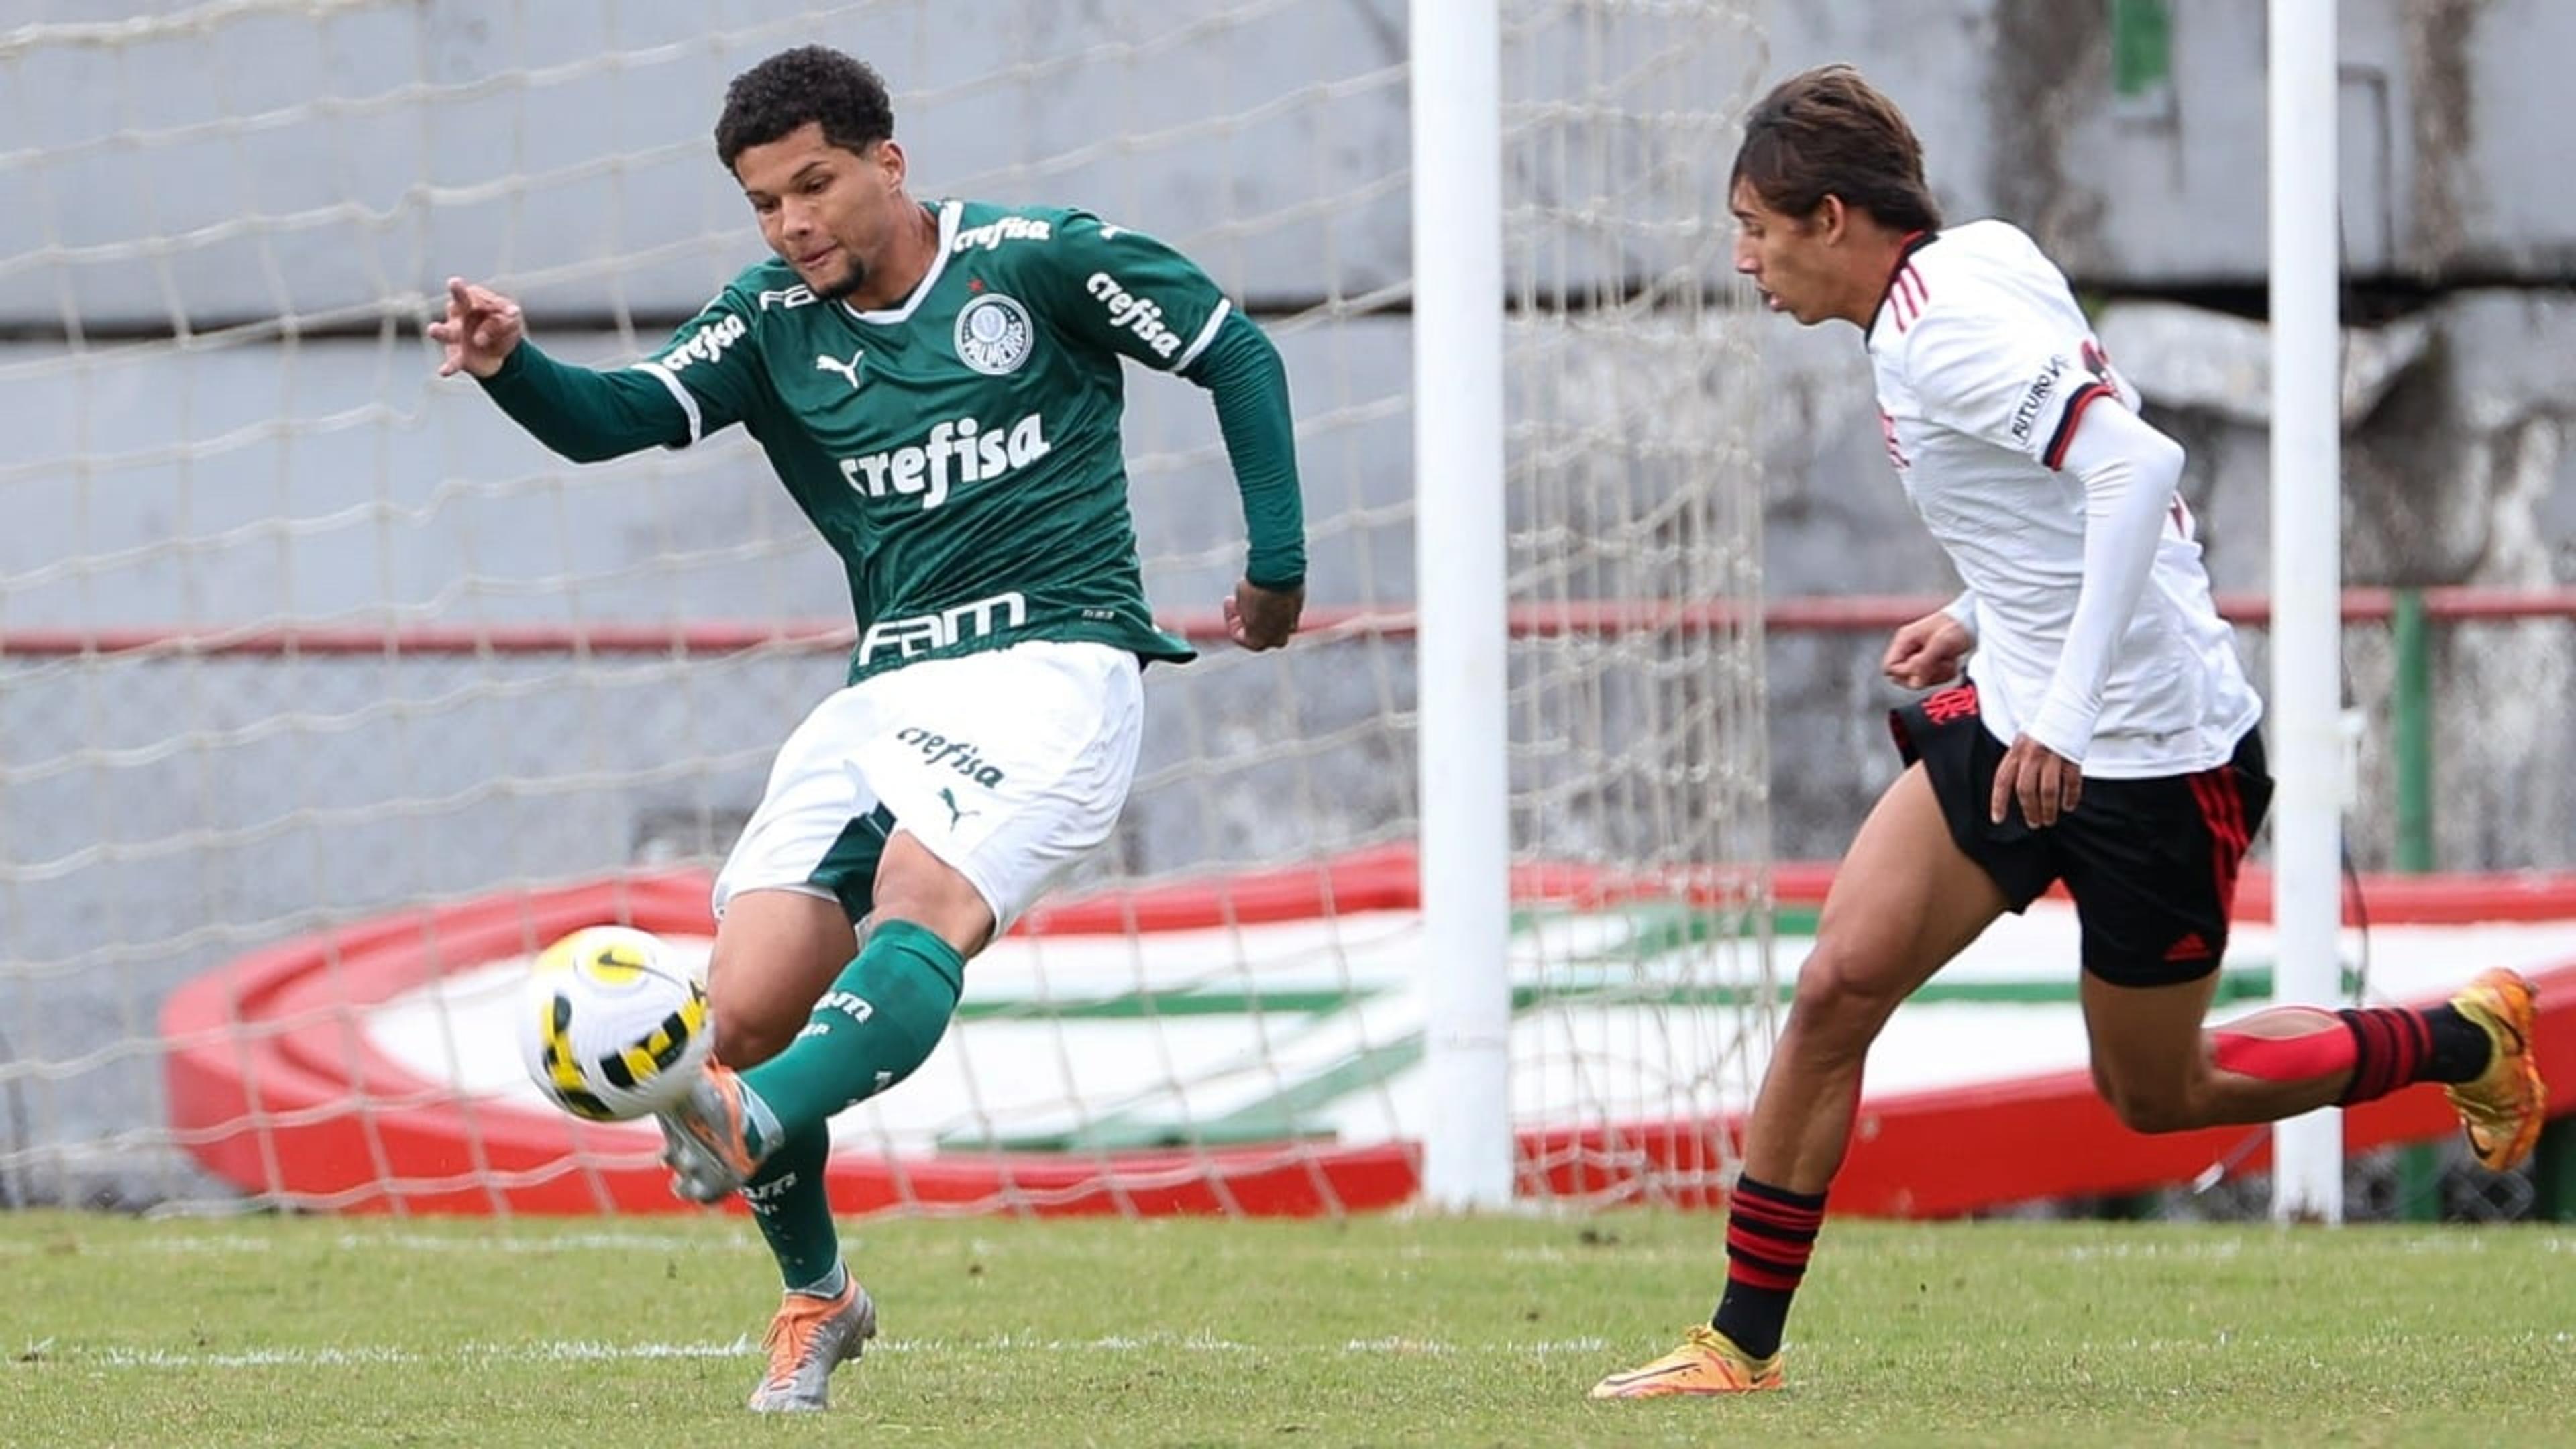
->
[837,414,1051,511]
[815,350,865,390]
[1085,272,1184,358]
[938,786,983,828]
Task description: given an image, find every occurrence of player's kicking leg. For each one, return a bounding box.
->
[661,831,976,1203]
[665,643,1144,1407]
[687,884,890,1411]
[1591,763,2010,1399]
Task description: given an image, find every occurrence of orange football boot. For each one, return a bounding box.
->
[2445,968,2547,1171]
[1588,1326,1783,1399]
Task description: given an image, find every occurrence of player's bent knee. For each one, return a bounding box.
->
[704,888,861,1067]
[704,941,843,1069]
[706,985,803,1069]
[2096,1078,2208,1135]
[1783,941,1909,1054]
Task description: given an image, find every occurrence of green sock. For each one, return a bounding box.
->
[741,918,964,1140]
[740,1118,841,1291]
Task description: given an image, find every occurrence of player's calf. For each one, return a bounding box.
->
[2210,1001,2496,1105]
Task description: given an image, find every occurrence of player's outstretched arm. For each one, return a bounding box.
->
[429,278,525,378]
[1181,311,1307,650]
[429,276,695,463]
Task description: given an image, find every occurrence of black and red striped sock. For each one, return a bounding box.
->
[1709,1174,1826,1360]
[2334,1004,2491,1104]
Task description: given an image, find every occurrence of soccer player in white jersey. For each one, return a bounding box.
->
[1591,64,2546,1399]
[431,47,1305,1411]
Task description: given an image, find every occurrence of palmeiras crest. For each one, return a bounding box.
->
[954,292,1035,375]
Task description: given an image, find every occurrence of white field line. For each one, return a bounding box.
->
[21,1328,2568,1372]
[20,1333,1621,1371]
[1340,1336,1609,1357]
[0,1230,761,1257]
[17,1230,2564,1268]
[52,1339,755,1368]
[2047,1234,2576,1263]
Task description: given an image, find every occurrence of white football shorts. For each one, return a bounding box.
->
[712,639,1145,931]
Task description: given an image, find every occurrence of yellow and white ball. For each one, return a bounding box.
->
[518,926,712,1122]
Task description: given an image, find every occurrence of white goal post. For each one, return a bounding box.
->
[2265,0,2347,1224]
[1411,0,1515,1210]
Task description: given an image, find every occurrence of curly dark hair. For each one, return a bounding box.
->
[714,46,895,170]
[1731,64,1941,233]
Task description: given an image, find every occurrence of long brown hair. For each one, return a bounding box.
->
[1731,64,1941,232]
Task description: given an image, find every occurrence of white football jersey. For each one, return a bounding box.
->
[1868,220,2261,777]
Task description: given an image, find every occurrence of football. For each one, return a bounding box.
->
[519,926,713,1122]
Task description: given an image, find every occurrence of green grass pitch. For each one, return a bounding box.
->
[2,1210,2567,1447]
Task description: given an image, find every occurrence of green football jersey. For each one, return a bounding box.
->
[634,199,1235,683]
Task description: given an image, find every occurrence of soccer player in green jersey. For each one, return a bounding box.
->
[430,45,1305,1412]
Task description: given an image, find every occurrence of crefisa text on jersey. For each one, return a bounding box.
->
[1085,272,1185,359]
[661,313,749,372]
[837,414,1053,511]
[951,215,1053,252]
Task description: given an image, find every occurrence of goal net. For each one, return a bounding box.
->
[0,0,1771,1215]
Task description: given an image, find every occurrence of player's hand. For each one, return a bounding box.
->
[1990,731,2082,827]
[1882,610,1973,690]
[427,276,525,379]
[1224,578,1303,651]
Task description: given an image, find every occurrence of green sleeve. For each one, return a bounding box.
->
[1180,309,1306,590]
[1035,209,1234,374]
[475,340,693,463]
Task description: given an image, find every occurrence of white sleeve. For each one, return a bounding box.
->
[1939,588,1978,641]
[1903,303,2123,470]
[2021,402,2186,762]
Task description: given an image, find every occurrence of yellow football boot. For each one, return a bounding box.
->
[2444,968,2546,1172]
[1588,1326,1783,1399]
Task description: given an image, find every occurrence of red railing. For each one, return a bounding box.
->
[4,587,2573,658]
